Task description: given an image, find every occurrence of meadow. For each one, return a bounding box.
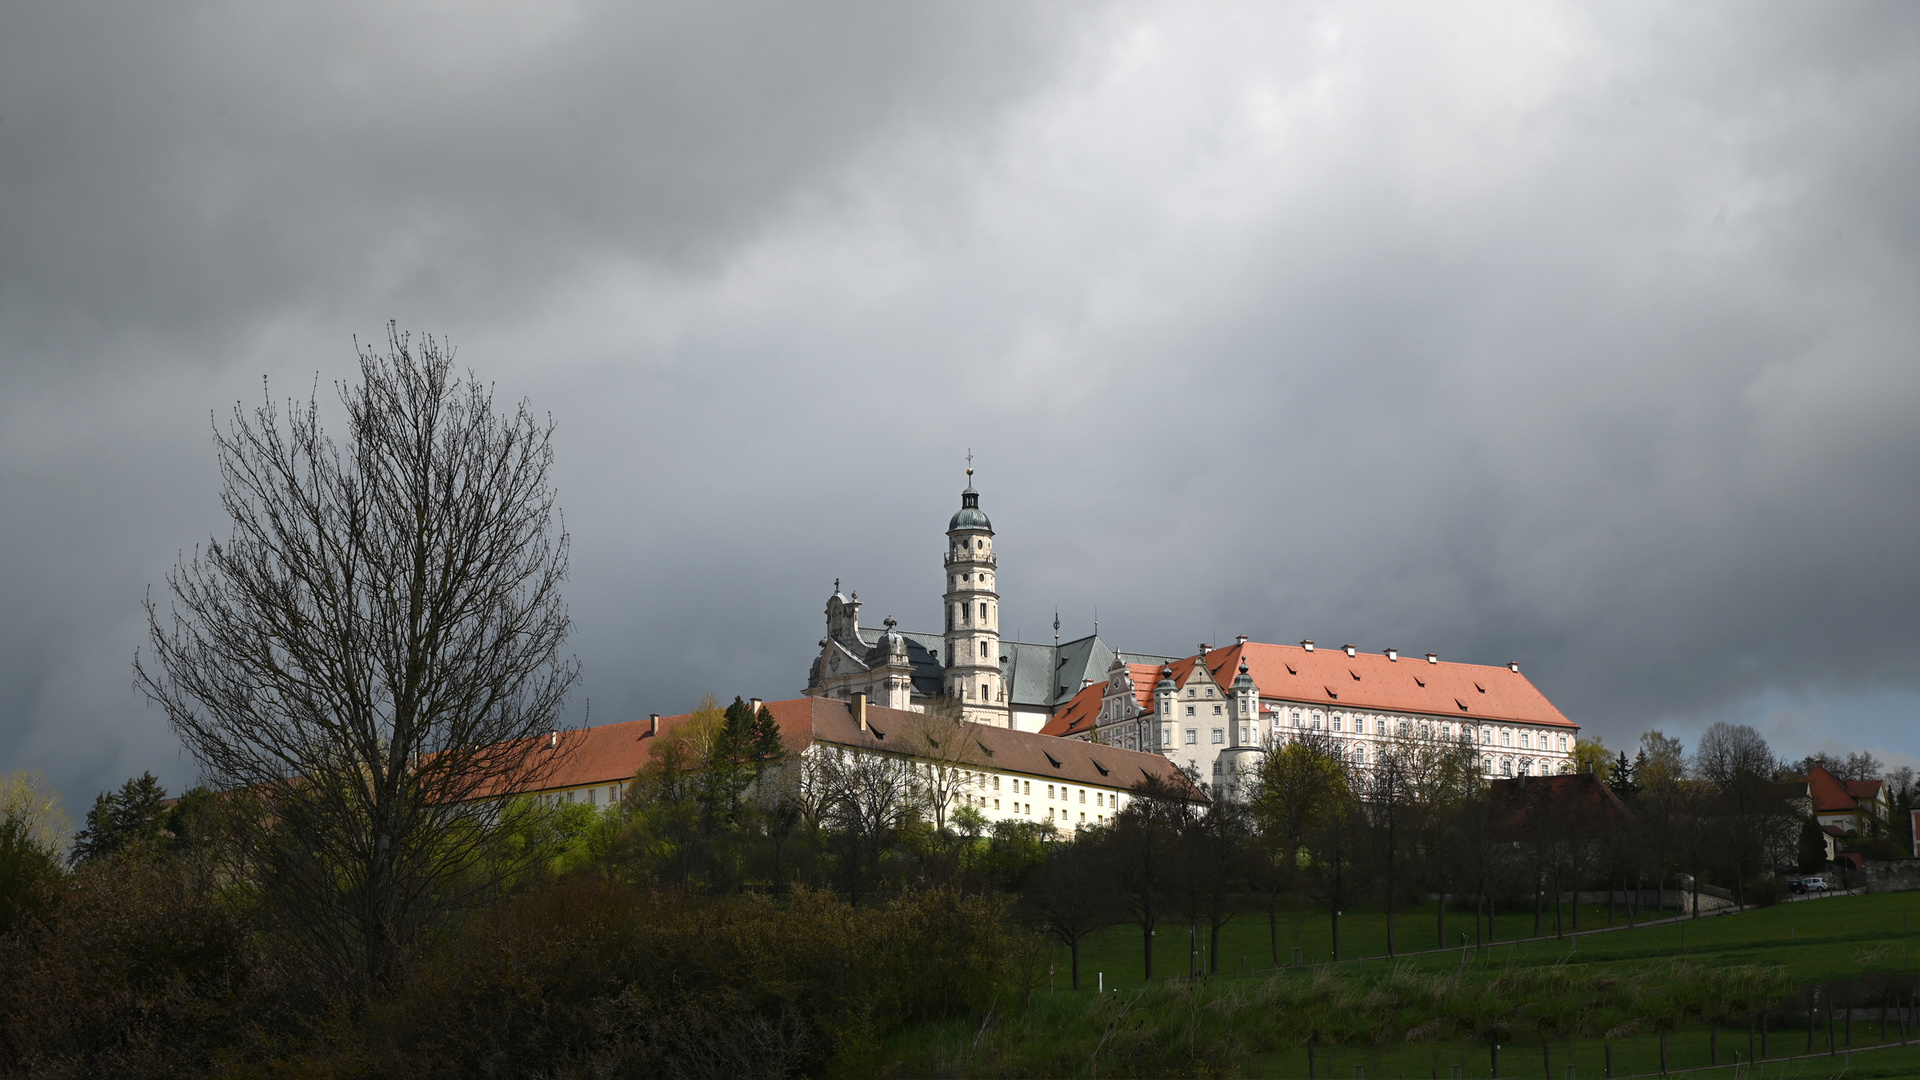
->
[886,890,1920,1078]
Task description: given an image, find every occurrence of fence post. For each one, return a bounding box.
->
[1605,1040,1613,1077]
[1710,1022,1717,1065]
[1659,1030,1668,1075]
[1491,1043,1499,1078]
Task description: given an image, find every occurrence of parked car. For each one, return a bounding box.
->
[1800,877,1830,892]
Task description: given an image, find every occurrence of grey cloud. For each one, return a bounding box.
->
[2,1,1918,805]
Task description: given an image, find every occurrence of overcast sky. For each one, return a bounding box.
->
[3,1,1917,809]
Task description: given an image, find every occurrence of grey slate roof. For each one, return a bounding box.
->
[863,627,1177,708]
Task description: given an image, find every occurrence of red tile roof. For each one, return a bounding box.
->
[1184,642,1574,729]
[1805,765,1874,816]
[1039,682,1103,738]
[509,696,1198,797]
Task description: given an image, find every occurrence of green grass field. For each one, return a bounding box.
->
[1060,891,1920,991]
[885,891,1920,1078]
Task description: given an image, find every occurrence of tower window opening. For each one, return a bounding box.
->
[979,602,987,619]
[980,683,988,700]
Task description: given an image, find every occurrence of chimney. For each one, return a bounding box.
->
[1385,648,1398,662]
[749,697,763,714]
[648,713,659,737]
[1507,661,1520,673]
[1301,639,1314,651]
[1426,652,1438,664]
[1235,634,1249,646]
[854,691,868,731]
[1342,644,1356,658]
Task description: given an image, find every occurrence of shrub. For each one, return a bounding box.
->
[302,879,1042,1078]
[0,852,295,1079]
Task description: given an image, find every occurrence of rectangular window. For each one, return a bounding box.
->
[993,776,1000,790]
[1185,705,1195,716]
[1047,785,1055,800]
[1078,789,1085,803]
[588,788,596,805]
[1079,812,1086,823]
[1024,780,1031,795]
[1213,760,1222,775]
[994,799,1000,809]
[979,602,987,619]
[1161,725,1171,746]
[1185,729,1197,745]
[1211,729,1224,745]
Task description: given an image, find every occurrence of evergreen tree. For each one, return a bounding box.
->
[70,771,168,864]
[749,705,785,763]
[1607,751,1638,799]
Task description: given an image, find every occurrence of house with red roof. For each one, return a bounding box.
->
[1800,764,1891,837]
[510,694,1201,833]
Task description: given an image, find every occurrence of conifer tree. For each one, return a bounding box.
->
[70,771,169,864]
[1607,751,1638,800]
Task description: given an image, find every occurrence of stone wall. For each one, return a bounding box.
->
[1864,858,1920,894]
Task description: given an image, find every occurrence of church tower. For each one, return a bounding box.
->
[942,462,1008,726]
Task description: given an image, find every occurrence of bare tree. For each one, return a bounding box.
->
[1695,721,1786,903]
[906,696,982,833]
[815,747,924,903]
[136,326,578,988]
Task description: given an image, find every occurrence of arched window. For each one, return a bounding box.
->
[1501,757,1513,776]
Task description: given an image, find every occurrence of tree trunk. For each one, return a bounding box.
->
[1331,907,1341,961]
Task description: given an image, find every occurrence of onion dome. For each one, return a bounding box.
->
[948,484,992,533]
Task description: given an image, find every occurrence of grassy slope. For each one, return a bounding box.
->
[1067,893,1920,990]
[887,891,1920,1078]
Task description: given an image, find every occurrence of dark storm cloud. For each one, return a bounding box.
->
[2,1,1917,808]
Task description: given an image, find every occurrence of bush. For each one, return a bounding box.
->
[0,852,296,1079]
[298,879,1043,1079]
[1743,875,1787,907]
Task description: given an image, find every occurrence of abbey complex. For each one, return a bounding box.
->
[804,468,1579,793]
[517,467,1579,829]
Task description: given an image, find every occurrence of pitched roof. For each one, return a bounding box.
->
[802,697,1202,796]
[510,697,1201,798]
[1039,682,1103,738]
[1804,765,1871,815]
[1844,778,1884,801]
[1189,641,1575,729]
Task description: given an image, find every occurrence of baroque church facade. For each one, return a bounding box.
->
[805,473,1580,793]
[804,471,1173,731]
